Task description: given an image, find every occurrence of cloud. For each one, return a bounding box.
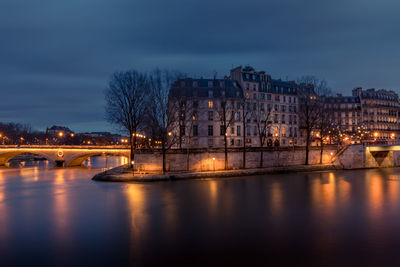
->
[1,0,400,132]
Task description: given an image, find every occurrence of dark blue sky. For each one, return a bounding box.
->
[1,0,400,133]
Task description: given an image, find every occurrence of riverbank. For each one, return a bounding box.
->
[92,164,340,182]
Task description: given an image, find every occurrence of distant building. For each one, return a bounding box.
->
[325,88,400,142]
[46,125,74,136]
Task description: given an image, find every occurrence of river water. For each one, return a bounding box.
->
[1,157,400,266]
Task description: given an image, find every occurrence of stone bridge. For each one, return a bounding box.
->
[0,145,130,167]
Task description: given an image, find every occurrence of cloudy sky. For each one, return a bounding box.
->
[1,0,400,132]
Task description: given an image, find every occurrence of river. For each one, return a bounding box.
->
[1,156,400,266]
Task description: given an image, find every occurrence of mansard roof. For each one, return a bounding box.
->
[170,78,244,99]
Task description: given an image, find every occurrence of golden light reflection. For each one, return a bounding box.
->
[366,173,383,218]
[270,182,283,217]
[209,180,218,215]
[125,184,147,261]
[0,170,7,247]
[52,169,71,246]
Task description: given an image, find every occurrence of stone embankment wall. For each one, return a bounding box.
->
[132,146,338,172]
[333,144,400,169]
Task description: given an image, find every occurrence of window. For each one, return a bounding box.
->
[208,125,213,136]
[231,127,235,134]
[267,94,271,100]
[281,114,285,124]
[260,103,264,111]
[208,81,213,88]
[281,105,286,112]
[236,102,241,109]
[236,112,241,121]
[180,126,185,136]
[208,139,213,146]
[253,126,257,136]
[192,111,197,121]
[193,101,198,108]
[274,114,278,123]
[237,126,241,136]
[208,90,213,97]
[253,93,257,99]
[193,125,198,136]
[246,126,250,136]
[246,138,252,143]
[220,125,225,136]
[274,104,278,111]
[208,111,213,120]
[208,101,213,109]
[230,139,234,146]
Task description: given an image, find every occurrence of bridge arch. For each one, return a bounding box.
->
[65,152,129,167]
[0,151,54,167]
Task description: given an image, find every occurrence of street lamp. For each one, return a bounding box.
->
[212,157,216,171]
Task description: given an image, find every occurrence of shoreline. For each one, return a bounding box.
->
[92,164,341,182]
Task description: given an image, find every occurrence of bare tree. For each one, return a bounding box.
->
[297,76,329,165]
[176,96,195,170]
[316,98,334,164]
[105,70,148,169]
[240,89,252,169]
[254,100,272,168]
[147,69,183,174]
[217,95,235,170]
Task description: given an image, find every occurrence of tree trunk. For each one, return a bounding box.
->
[186,137,190,171]
[162,138,166,174]
[242,121,246,169]
[260,150,263,168]
[130,131,135,170]
[319,138,324,164]
[305,130,310,165]
[224,134,228,170]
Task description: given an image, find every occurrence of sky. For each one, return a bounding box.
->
[1,0,400,133]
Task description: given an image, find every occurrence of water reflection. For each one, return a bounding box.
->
[3,167,400,265]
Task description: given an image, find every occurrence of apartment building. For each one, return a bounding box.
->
[325,87,400,142]
[169,66,301,148]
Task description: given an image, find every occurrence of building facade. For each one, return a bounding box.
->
[325,87,400,142]
[169,66,301,148]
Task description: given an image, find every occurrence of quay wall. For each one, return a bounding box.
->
[132,146,338,172]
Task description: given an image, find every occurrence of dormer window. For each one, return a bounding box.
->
[208,81,213,88]
[208,90,213,97]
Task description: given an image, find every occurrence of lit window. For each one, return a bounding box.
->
[208,101,213,108]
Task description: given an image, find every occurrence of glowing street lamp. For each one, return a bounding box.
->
[212,157,216,171]
[58,132,64,137]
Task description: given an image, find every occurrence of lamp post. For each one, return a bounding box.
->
[212,157,215,171]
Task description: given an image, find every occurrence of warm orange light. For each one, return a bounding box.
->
[70,133,74,137]
[168,132,172,136]
[212,157,215,161]
[373,132,379,138]
[58,132,64,137]
[391,133,396,139]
